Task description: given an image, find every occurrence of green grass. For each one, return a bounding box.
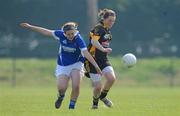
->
[0,58,180,115]
[0,86,180,116]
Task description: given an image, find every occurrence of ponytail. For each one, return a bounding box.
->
[98,9,116,22]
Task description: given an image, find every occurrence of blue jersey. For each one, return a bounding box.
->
[53,30,87,66]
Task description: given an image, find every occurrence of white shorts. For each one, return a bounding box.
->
[90,66,115,83]
[55,62,84,78]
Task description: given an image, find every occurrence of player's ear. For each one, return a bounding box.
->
[73,22,78,30]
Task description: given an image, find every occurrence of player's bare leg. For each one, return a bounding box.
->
[100,72,116,107]
[69,69,82,109]
[92,81,102,109]
[55,75,69,109]
[89,74,102,109]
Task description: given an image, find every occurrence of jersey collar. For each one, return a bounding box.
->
[100,22,109,30]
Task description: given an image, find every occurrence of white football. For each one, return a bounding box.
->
[122,53,137,67]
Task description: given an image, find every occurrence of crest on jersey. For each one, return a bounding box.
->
[62,40,67,44]
[104,34,111,40]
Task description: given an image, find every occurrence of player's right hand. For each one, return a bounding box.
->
[20,23,31,28]
[104,48,112,54]
[95,66,102,75]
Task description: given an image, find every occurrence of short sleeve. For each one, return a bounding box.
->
[52,30,63,40]
[90,26,104,41]
[76,34,87,51]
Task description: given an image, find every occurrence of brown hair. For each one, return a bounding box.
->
[98,9,116,22]
[61,22,78,32]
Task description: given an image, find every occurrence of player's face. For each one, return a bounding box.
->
[104,16,116,29]
[64,30,76,40]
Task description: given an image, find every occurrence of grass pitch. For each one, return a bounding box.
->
[0,58,180,115]
[0,86,180,116]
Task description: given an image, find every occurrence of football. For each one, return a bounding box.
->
[122,53,137,68]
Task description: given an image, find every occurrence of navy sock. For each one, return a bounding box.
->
[69,100,76,109]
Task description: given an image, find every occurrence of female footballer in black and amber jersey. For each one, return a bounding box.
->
[85,9,116,109]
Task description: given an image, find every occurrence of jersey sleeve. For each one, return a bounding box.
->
[90,26,104,41]
[52,30,63,40]
[76,34,87,52]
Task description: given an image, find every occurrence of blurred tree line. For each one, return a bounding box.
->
[0,0,179,57]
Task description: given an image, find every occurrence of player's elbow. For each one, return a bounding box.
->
[43,31,52,37]
[91,39,98,46]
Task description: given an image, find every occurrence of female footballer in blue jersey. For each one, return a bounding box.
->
[20,22,102,109]
[85,9,117,109]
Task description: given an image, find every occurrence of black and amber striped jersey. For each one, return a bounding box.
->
[85,23,112,74]
[85,23,112,73]
[88,22,112,61]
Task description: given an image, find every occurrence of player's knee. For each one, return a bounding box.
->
[58,84,67,92]
[108,76,116,84]
[95,85,102,92]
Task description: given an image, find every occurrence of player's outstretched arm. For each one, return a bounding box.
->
[83,50,102,75]
[20,23,54,37]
